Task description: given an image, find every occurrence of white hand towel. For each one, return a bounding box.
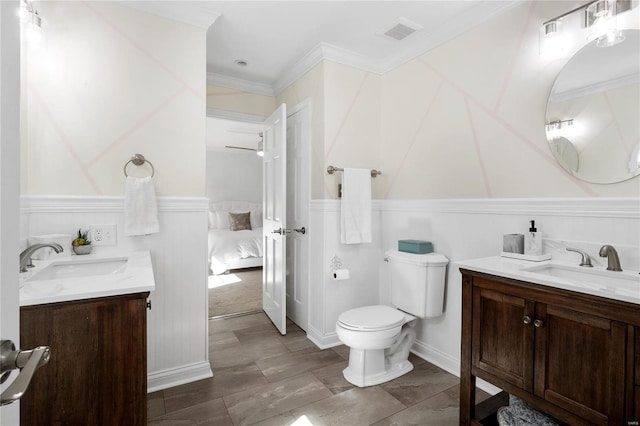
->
[340,168,372,244]
[124,176,160,236]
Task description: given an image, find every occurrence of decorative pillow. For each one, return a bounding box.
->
[215,211,230,230]
[229,212,252,231]
[250,210,263,228]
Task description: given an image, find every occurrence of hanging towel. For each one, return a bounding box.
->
[124,176,159,236]
[341,168,372,244]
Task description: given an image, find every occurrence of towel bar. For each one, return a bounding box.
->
[327,165,381,178]
[124,154,155,178]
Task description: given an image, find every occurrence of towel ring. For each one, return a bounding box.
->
[124,154,155,178]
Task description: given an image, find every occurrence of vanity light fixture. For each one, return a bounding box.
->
[546,119,575,139]
[540,0,632,57]
[586,0,625,46]
[539,20,566,57]
[19,0,41,27]
[257,132,264,157]
[19,0,42,42]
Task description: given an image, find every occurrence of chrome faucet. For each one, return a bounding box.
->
[19,242,63,273]
[599,244,622,271]
[566,247,593,267]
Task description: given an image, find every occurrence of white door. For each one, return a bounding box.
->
[285,102,310,331]
[262,104,287,335]
[1,1,23,423]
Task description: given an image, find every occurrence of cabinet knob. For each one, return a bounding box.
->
[534,319,544,328]
[522,315,532,325]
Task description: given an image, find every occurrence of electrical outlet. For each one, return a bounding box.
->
[90,224,117,246]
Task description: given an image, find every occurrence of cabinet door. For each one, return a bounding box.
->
[20,294,147,426]
[472,287,535,391]
[535,304,626,425]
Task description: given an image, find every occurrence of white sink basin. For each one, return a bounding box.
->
[522,263,640,298]
[19,251,155,307]
[27,257,128,282]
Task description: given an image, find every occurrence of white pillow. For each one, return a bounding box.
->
[208,211,217,229]
[215,211,230,230]
[250,210,263,228]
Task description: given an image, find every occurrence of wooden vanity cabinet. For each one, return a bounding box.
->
[20,292,149,426]
[636,328,640,420]
[461,270,639,426]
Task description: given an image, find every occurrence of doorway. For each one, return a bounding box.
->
[204,101,311,330]
[205,116,264,319]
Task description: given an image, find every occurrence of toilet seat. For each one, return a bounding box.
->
[337,305,406,332]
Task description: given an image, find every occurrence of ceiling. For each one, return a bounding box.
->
[123,1,519,151]
[124,1,517,92]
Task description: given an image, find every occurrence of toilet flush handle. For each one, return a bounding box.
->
[384,257,389,262]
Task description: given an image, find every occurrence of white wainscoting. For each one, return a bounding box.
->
[307,200,382,349]
[21,195,212,392]
[309,197,640,388]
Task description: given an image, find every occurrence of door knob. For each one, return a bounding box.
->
[522,315,532,325]
[0,339,50,405]
[272,227,306,235]
[533,319,544,328]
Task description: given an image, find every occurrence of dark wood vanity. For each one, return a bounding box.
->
[460,269,639,425]
[19,292,149,426]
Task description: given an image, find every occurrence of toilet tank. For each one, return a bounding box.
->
[386,250,448,318]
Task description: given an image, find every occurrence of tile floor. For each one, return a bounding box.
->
[148,312,489,425]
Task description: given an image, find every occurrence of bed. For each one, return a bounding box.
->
[208,201,263,275]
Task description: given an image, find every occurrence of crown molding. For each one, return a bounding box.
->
[121,2,221,29]
[372,2,520,74]
[273,42,380,96]
[550,72,640,103]
[206,2,520,97]
[206,72,275,97]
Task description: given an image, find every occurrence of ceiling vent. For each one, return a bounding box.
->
[379,18,423,41]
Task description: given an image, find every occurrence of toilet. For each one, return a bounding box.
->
[335,250,448,387]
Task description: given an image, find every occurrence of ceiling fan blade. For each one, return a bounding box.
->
[225,145,257,151]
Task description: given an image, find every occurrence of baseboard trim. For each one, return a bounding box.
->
[147,361,213,393]
[412,339,502,396]
[307,326,341,349]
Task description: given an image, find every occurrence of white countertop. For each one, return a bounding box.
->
[20,249,155,306]
[456,256,640,305]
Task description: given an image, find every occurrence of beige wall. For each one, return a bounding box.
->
[322,62,382,199]
[21,1,206,196]
[274,2,640,201]
[40,0,633,200]
[380,2,639,198]
[206,83,276,117]
[277,62,326,199]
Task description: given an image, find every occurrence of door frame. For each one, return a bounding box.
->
[1,1,23,423]
[285,99,311,330]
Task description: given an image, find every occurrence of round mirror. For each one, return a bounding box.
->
[546,29,640,184]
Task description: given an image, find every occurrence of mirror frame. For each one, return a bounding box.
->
[545,28,640,184]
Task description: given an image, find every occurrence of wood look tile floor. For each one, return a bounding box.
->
[148,312,490,425]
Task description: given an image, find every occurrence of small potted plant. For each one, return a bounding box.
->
[72,229,93,255]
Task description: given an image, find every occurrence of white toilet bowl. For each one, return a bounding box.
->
[336,305,417,387]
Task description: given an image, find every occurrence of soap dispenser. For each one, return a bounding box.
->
[524,220,542,256]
